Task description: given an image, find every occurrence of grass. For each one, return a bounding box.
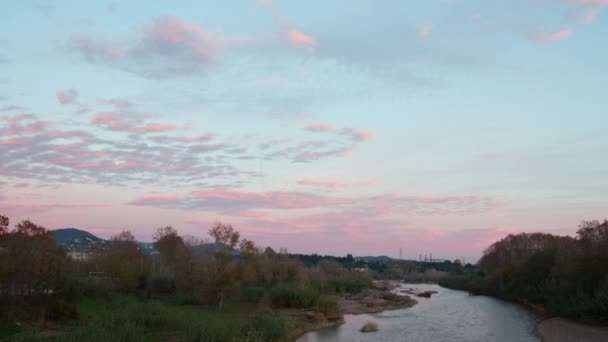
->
[5,295,290,342]
[0,322,23,339]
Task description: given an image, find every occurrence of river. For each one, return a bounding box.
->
[298,283,539,342]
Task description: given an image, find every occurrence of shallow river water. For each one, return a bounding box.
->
[298,283,539,342]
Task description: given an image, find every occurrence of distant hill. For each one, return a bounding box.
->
[357,255,395,262]
[52,228,107,252]
[51,228,237,256]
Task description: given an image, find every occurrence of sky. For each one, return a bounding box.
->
[1,0,607,262]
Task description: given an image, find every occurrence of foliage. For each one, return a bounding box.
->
[240,287,266,303]
[270,286,319,309]
[441,219,608,321]
[241,313,288,341]
[0,214,374,340]
[208,222,240,249]
[148,275,175,295]
[315,295,339,318]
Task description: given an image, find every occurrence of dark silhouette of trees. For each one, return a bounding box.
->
[0,215,8,237]
[442,219,608,321]
[153,226,187,265]
[0,219,67,295]
[208,222,240,249]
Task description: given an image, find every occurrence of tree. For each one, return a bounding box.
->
[0,218,68,297]
[239,239,260,256]
[208,222,240,249]
[92,230,149,291]
[0,214,8,237]
[153,226,186,265]
[577,219,608,246]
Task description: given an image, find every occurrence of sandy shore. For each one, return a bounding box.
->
[536,317,608,342]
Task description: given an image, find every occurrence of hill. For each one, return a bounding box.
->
[52,228,106,252]
[357,255,396,262]
[51,228,236,256]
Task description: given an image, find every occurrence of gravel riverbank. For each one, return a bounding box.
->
[536,317,608,342]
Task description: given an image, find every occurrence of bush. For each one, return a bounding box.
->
[79,279,113,300]
[326,274,371,293]
[175,290,200,305]
[270,286,319,309]
[240,287,266,303]
[242,314,288,341]
[315,295,339,319]
[148,275,175,294]
[46,299,80,321]
[127,301,175,328]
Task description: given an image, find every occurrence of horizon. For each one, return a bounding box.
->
[1,0,607,263]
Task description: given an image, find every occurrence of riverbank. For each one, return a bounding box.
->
[339,288,417,315]
[286,309,345,340]
[536,317,608,342]
[291,285,417,339]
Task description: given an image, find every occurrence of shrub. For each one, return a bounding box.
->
[270,286,319,309]
[380,292,402,302]
[326,274,371,293]
[79,279,113,300]
[240,286,266,303]
[315,295,339,319]
[46,299,80,321]
[242,314,288,341]
[148,275,175,294]
[126,301,175,328]
[175,290,200,305]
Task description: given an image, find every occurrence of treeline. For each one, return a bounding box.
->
[439,220,608,322]
[0,215,372,341]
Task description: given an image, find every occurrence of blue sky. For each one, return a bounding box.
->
[1,0,607,261]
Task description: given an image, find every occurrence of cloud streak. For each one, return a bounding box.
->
[528,30,572,43]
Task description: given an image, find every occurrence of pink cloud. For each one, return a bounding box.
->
[141,123,179,133]
[419,20,433,39]
[90,112,179,134]
[91,112,119,125]
[190,189,322,210]
[0,138,33,146]
[188,143,226,153]
[297,178,343,188]
[130,188,499,218]
[56,89,79,104]
[287,30,317,53]
[339,127,374,141]
[297,178,375,189]
[578,0,608,4]
[0,203,111,218]
[0,115,51,136]
[302,123,336,132]
[528,29,572,43]
[148,132,215,144]
[143,16,215,63]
